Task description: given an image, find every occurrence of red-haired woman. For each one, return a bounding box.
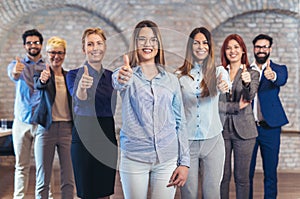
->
[218,34,259,199]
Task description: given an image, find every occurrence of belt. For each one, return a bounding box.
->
[255,120,269,128]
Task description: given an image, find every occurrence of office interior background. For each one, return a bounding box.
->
[0,0,299,171]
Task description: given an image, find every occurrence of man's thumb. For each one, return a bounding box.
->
[266,59,271,70]
[15,56,21,63]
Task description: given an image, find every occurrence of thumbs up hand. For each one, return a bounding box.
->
[217,73,229,93]
[118,54,133,84]
[76,65,93,100]
[12,56,25,78]
[241,64,251,86]
[40,64,51,84]
[79,65,93,89]
[264,59,275,80]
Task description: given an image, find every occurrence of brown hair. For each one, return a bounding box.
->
[127,20,165,67]
[177,27,217,97]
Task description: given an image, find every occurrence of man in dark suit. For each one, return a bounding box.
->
[249,34,289,199]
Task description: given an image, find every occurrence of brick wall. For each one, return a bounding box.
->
[0,0,299,171]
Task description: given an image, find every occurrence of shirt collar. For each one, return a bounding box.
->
[190,62,202,74]
[134,64,166,76]
[250,60,268,72]
[85,61,105,77]
[226,64,244,70]
[24,55,45,64]
[193,62,201,70]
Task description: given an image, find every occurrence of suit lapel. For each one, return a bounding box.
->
[258,69,269,91]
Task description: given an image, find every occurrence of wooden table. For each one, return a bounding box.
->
[0,128,12,137]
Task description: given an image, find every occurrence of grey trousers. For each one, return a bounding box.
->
[34,121,74,199]
[221,126,255,199]
[181,133,225,199]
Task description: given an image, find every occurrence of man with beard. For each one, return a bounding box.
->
[249,34,289,199]
[7,29,47,199]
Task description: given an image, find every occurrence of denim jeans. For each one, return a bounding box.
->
[119,152,177,199]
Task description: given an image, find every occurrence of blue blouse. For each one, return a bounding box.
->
[66,62,115,117]
[112,65,190,167]
[178,64,230,140]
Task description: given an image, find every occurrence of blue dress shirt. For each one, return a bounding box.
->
[7,56,45,124]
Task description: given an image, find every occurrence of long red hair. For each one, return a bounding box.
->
[220,34,250,68]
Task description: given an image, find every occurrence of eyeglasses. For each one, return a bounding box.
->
[254,45,270,51]
[136,37,158,46]
[47,51,65,56]
[25,41,41,46]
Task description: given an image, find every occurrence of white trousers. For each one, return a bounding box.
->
[12,118,54,199]
[12,118,37,199]
[119,152,177,199]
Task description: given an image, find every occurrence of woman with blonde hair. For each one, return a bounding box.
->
[33,36,74,199]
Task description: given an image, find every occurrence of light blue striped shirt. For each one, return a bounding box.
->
[178,64,230,140]
[112,65,190,167]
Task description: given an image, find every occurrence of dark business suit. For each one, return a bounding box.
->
[219,66,259,199]
[249,60,288,199]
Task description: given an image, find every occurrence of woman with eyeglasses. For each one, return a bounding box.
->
[112,20,190,199]
[218,34,259,199]
[66,28,118,199]
[32,36,74,199]
[176,27,230,199]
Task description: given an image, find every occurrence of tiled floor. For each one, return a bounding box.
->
[0,165,300,199]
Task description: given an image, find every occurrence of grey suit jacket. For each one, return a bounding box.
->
[219,67,259,139]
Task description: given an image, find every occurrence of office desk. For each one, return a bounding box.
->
[0,129,12,137]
